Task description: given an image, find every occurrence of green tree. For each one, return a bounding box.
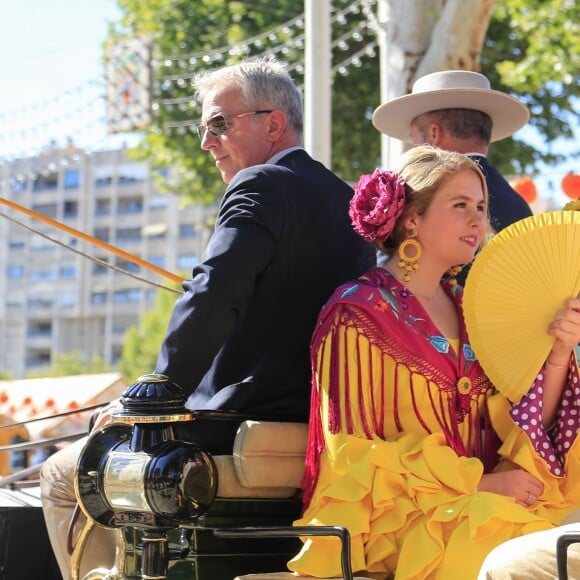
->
[118,284,179,382]
[110,0,379,198]
[26,351,111,378]
[483,0,579,174]
[108,0,577,194]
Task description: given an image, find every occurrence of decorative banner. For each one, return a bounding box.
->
[105,35,152,134]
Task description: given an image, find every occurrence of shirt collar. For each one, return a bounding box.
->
[266,145,304,165]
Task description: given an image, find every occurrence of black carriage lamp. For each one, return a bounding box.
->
[74,373,218,580]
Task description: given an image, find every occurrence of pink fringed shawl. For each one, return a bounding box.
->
[301,268,497,506]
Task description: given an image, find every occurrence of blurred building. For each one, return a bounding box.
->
[0,146,214,379]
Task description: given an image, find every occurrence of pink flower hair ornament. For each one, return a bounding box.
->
[349,168,407,243]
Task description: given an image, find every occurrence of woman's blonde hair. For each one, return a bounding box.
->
[382,145,489,251]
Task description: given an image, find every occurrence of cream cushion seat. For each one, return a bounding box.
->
[214,420,308,498]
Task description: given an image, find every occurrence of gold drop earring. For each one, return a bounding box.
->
[397,229,422,282]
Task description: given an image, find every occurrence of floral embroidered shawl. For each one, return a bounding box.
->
[302,267,497,505]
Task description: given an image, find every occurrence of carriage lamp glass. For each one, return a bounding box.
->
[103,450,149,512]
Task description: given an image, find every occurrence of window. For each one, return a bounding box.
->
[30,269,57,281]
[63,169,81,189]
[28,297,54,309]
[118,198,143,214]
[95,176,113,187]
[93,260,109,275]
[118,163,147,185]
[59,265,76,279]
[179,223,196,238]
[63,201,78,218]
[10,178,26,194]
[116,227,141,244]
[95,199,111,216]
[115,259,140,274]
[27,321,52,337]
[33,173,58,192]
[94,228,110,242]
[32,203,57,219]
[91,292,108,304]
[26,350,51,367]
[113,288,141,303]
[7,265,24,279]
[9,240,25,250]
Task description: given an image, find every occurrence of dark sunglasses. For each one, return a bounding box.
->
[195,110,273,140]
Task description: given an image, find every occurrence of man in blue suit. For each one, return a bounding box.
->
[154,59,375,420]
[40,58,375,578]
[372,70,533,284]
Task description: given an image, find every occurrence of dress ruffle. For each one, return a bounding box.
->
[289,431,559,579]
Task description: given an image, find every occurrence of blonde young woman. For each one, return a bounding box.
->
[287,145,580,579]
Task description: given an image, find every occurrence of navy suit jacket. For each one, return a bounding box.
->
[155,149,376,421]
[458,155,533,286]
[468,154,533,233]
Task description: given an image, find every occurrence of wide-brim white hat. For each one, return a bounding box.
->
[372,70,530,143]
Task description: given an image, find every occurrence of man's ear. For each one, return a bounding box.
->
[267,110,287,141]
[429,123,444,146]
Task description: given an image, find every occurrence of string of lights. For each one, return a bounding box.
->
[0,0,378,161]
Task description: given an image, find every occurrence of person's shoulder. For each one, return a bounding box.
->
[331,268,385,301]
[228,162,297,193]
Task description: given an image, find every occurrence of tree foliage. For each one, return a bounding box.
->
[109,0,578,198]
[26,351,111,378]
[111,0,380,199]
[482,0,579,174]
[118,283,179,382]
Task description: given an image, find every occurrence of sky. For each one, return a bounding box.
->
[0,0,576,206]
[0,0,130,157]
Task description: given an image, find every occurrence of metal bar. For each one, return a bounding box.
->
[0,463,42,486]
[213,525,353,580]
[0,402,107,430]
[0,432,86,453]
[0,196,184,284]
[556,533,580,580]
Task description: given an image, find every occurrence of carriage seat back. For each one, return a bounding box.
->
[214,420,308,499]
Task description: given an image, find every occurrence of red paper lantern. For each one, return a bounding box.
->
[562,172,580,200]
[510,176,538,204]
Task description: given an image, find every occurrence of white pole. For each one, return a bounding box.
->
[304,0,331,168]
[376,0,404,169]
[377,0,390,170]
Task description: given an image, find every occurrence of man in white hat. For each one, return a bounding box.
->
[372,70,533,250]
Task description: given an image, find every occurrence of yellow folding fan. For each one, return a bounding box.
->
[463,210,580,402]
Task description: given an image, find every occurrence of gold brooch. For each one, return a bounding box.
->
[457,376,472,395]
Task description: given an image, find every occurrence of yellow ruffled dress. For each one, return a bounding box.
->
[288,273,580,579]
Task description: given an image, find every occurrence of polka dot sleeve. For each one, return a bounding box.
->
[509,363,580,476]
